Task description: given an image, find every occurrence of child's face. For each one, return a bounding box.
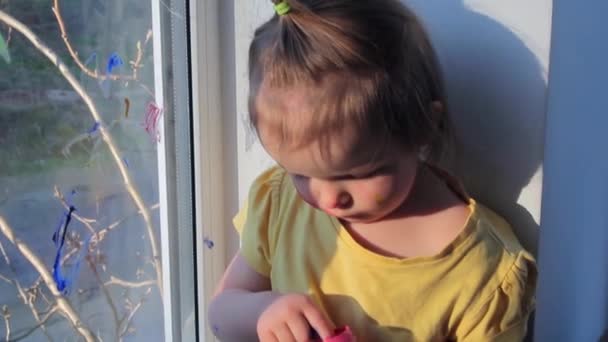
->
[258,121,419,224]
[254,83,421,224]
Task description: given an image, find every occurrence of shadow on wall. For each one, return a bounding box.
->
[407,0,546,256]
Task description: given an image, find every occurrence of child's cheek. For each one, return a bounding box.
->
[363,177,394,206]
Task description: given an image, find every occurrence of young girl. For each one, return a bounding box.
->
[209,0,536,340]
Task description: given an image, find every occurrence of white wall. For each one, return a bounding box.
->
[406,0,551,255]
[231,2,277,254]
[230,0,551,256]
[234,2,275,209]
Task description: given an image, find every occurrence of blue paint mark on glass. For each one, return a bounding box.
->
[52,205,76,293]
[106,52,123,75]
[87,121,100,136]
[99,52,123,99]
[53,190,76,247]
[51,190,80,294]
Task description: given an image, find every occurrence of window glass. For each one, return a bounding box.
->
[0,0,191,340]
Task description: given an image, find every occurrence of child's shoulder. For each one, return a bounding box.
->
[251,165,288,190]
[470,200,532,258]
[233,166,287,229]
[234,165,299,233]
[245,165,292,206]
[445,200,537,338]
[458,199,537,308]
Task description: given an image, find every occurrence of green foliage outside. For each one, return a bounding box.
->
[0,0,154,176]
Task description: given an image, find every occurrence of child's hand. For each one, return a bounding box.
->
[257,293,334,342]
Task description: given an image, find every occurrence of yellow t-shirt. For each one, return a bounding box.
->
[234,166,537,341]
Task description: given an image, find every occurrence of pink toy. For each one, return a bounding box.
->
[314,326,355,342]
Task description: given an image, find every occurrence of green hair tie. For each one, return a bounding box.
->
[274,1,291,16]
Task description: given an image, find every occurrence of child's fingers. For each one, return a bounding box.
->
[302,304,334,339]
[258,327,280,342]
[309,325,322,340]
[286,313,313,341]
[273,323,296,342]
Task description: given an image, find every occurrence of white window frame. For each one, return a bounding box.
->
[153,0,213,340]
[150,1,174,340]
[190,0,230,340]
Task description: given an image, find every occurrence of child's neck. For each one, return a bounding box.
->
[343,163,471,259]
[387,163,464,219]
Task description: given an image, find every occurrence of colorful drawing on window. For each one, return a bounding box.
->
[99,52,124,97]
[51,190,77,294]
[106,52,123,75]
[87,121,100,136]
[124,97,130,118]
[143,101,163,143]
[0,1,176,339]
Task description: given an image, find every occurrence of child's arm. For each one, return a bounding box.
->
[208,252,334,341]
[208,252,276,341]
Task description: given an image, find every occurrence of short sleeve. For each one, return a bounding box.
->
[455,252,537,341]
[232,166,285,277]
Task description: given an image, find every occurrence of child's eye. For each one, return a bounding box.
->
[354,166,390,179]
[359,171,377,178]
[352,168,381,179]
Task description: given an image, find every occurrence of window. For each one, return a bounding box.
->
[0,0,198,340]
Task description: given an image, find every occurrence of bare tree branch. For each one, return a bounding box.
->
[0,9,163,295]
[104,276,156,289]
[97,203,160,239]
[0,272,11,284]
[87,257,120,341]
[53,186,97,236]
[2,305,10,342]
[9,306,57,342]
[0,242,53,341]
[0,237,10,265]
[118,287,152,339]
[0,215,95,341]
[51,0,151,81]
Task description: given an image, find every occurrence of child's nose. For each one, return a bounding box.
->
[319,186,352,211]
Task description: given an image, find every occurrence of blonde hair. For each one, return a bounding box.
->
[249,0,453,162]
